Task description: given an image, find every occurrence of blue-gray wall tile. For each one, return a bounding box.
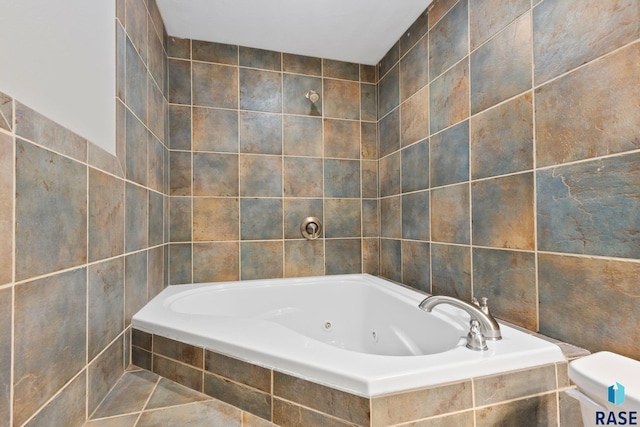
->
[361,122,378,160]
[168,59,191,105]
[193,40,237,65]
[193,197,239,241]
[402,191,430,241]
[325,239,362,275]
[125,251,148,324]
[240,112,282,155]
[379,109,400,158]
[193,242,239,283]
[239,46,281,71]
[533,0,640,84]
[379,42,399,79]
[380,238,401,283]
[378,65,399,118]
[241,198,283,240]
[473,248,537,330]
[0,132,13,285]
[470,12,532,114]
[430,60,469,134]
[324,199,361,238]
[168,37,190,59]
[126,36,148,122]
[88,257,125,361]
[380,196,401,239]
[241,241,283,280]
[169,197,191,242]
[430,120,469,187]
[169,151,191,196]
[0,288,11,426]
[283,115,322,156]
[379,151,400,197]
[323,119,360,159]
[472,173,534,250]
[148,190,164,246]
[282,74,322,116]
[193,62,238,109]
[429,0,468,80]
[400,86,429,148]
[125,109,148,186]
[362,199,379,238]
[400,30,429,102]
[240,68,282,113]
[324,159,360,198]
[15,140,87,281]
[88,336,125,415]
[535,43,640,167]
[169,243,192,285]
[193,152,239,197]
[324,79,360,120]
[240,154,282,197]
[537,153,640,259]
[283,53,322,76]
[284,157,323,197]
[14,268,87,426]
[361,83,377,122]
[25,371,86,427]
[193,107,238,153]
[125,182,149,252]
[431,243,471,300]
[471,92,533,179]
[89,168,124,262]
[285,240,325,277]
[539,254,640,359]
[470,0,530,50]
[431,184,469,244]
[401,139,429,193]
[402,240,430,293]
[323,59,359,81]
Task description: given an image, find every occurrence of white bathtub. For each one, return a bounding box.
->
[132,274,565,397]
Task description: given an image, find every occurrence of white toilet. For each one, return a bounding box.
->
[567,351,640,427]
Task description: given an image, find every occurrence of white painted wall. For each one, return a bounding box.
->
[0,0,115,153]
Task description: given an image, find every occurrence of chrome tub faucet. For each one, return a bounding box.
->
[418,295,502,344]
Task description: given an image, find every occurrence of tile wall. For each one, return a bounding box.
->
[165,38,379,283]
[378,0,640,360]
[0,0,169,425]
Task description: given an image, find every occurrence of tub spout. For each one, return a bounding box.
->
[418,295,502,341]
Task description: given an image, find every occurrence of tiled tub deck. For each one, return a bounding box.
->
[131,328,587,426]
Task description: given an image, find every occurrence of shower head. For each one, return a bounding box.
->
[305,90,320,104]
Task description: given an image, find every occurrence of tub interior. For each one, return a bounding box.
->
[166,279,465,356]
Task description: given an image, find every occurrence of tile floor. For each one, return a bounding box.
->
[84,367,276,426]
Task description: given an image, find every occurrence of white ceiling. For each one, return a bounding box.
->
[156,0,433,65]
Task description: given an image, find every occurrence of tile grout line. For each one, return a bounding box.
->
[131,374,162,426]
[10,96,15,427]
[529,4,541,337]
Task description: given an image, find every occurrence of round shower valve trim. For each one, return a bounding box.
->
[301,217,322,240]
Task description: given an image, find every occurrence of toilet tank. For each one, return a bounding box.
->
[568,351,640,426]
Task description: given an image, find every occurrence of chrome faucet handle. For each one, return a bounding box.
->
[466,319,488,351]
[479,297,489,315]
[472,296,490,315]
